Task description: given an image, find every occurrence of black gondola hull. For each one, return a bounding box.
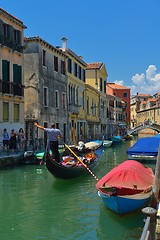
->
[45,151,101,179]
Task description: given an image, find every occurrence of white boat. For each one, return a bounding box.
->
[85,140,102,150]
[102,140,112,148]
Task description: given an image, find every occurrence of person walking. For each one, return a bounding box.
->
[34,122,63,163]
[2,128,9,150]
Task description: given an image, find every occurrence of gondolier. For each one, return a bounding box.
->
[34,122,63,163]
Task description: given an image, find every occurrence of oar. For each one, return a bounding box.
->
[63,142,99,181]
[39,141,49,166]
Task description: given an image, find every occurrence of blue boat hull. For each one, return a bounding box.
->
[98,191,151,215]
[111,136,123,144]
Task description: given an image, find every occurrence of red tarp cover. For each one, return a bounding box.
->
[96,160,154,191]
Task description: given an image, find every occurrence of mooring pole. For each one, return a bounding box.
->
[153,147,160,239]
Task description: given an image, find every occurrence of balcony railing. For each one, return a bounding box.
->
[0,35,23,53]
[68,103,80,115]
[0,79,24,96]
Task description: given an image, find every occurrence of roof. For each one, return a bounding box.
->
[127,137,160,156]
[86,62,103,70]
[138,94,151,97]
[148,98,157,102]
[0,8,27,28]
[107,82,130,90]
[24,36,66,57]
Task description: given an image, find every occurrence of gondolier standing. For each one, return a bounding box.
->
[34,122,63,163]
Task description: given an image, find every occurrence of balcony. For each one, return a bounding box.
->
[69,103,80,115]
[0,35,23,53]
[0,80,24,96]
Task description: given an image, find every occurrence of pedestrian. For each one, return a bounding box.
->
[18,128,25,150]
[9,129,17,150]
[34,122,63,162]
[2,128,9,150]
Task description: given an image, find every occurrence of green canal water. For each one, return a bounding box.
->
[0,135,155,240]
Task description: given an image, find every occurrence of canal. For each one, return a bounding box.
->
[0,135,154,240]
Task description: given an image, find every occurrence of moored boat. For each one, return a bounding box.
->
[111,135,123,144]
[96,160,154,215]
[85,140,102,150]
[127,137,160,162]
[124,134,134,140]
[102,140,113,148]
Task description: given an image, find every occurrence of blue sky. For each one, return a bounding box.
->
[1,0,160,95]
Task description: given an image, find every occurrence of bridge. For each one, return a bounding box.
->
[127,123,160,135]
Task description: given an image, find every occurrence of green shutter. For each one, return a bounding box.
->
[14,103,19,122]
[3,102,9,122]
[13,64,22,84]
[2,60,9,82]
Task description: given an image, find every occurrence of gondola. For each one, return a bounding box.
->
[45,147,102,179]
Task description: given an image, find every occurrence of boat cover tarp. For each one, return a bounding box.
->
[96,160,154,190]
[127,137,160,156]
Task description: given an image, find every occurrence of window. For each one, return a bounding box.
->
[62,92,66,110]
[55,90,59,109]
[61,60,65,75]
[42,50,46,66]
[74,63,77,77]
[82,91,85,109]
[100,77,103,91]
[78,66,81,79]
[123,92,128,97]
[14,29,20,44]
[68,58,72,73]
[54,56,58,72]
[76,87,78,105]
[43,87,48,107]
[3,24,10,39]
[104,80,106,93]
[82,69,85,82]
[2,60,10,93]
[14,103,19,122]
[3,102,9,122]
[87,97,89,114]
[2,60,10,82]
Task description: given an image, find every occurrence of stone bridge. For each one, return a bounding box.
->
[127,123,160,135]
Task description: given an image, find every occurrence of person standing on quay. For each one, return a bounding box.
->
[34,122,63,163]
[9,129,17,150]
[18,128,25,150]
[2,128,9,150]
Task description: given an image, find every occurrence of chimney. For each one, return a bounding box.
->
[61,37,67,51]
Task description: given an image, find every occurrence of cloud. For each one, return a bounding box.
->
[114,80,124,86]
[113,65,160,95]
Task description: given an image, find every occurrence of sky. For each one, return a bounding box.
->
[1,0,160,96]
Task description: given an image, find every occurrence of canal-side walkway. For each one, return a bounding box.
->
[0,148,43,167]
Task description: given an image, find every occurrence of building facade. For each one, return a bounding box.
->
[60,37,87,144]
[106,83,130,126]
[130,93,151,128]
[24,37,68,145]
[86,62,109,139]
[0,8,26,141]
